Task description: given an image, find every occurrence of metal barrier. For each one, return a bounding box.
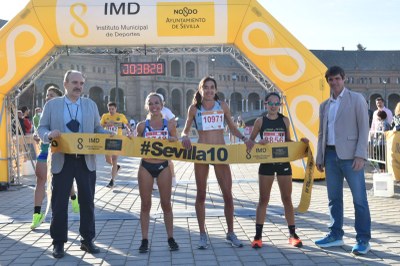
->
[368,131,387,172]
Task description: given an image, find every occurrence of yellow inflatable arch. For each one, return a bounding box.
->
[0,0,328,185]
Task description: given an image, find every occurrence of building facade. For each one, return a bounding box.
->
[18,50,400,123]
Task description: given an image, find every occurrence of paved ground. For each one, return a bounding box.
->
[1,156,400,265]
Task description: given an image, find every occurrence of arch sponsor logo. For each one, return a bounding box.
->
[157,2,215,36]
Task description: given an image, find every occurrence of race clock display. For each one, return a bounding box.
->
[120,62,166,76]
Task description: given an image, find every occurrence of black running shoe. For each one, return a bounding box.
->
[106,179,114,188]
[139,239,149,253]
[117,164,121,172]
[168,237,179,251]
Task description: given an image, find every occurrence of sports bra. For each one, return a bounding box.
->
[194,101,224,131]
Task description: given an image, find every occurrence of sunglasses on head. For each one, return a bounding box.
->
[265,101,281,106]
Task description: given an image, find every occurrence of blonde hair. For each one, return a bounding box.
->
[144,92,164,119]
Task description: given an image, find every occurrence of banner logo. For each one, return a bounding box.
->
[242,22,305,83]
[70,3,89,38]
[0,25,44,86]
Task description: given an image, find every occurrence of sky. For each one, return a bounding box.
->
[1,0,399,51]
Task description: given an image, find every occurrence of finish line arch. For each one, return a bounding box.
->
[0,0,328,186]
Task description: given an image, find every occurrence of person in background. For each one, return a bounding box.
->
[370,97,393,133]
[247,92,307,249]
[315,66,371,255]
[30,86,79,230]
[100,101,132,188]
[135,92,179,253]
[152,93,177,189]
[33,107,42,131]
[373,110,391,172]
[38,70,110,258]
[20,106,32,134]
[181,76,252,249]
[236,115,246,143]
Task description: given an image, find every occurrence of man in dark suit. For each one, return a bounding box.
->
[38,70,109,258]
[315,66,371,255]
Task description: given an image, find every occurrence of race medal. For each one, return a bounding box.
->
[201,110,224,131]
[263,131,285,143]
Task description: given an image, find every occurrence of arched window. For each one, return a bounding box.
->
[186,61,195,78]
[171,60,181,77]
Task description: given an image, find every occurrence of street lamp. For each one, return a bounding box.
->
[232,73,237,115]
[210,56,216,77]
[382,78,387,103]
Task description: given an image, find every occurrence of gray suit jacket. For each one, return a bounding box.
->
[316,88,369,165]
[38,96,107,174]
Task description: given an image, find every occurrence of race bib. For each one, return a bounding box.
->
[201,110,224,131]
[263,131,285,143]
[145,130,168,139]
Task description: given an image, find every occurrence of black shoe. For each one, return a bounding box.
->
[80,240,100,254]
[117,164,121,172]
[168,237,179,251]
[106,179,114,188]
[52,243,65,258]
[139,239,149,253]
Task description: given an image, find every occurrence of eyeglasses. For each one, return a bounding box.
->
[265,101,281,106]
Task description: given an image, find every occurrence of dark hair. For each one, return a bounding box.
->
[377,110,387,120]
[20,106,29,113]
[264,91,281,102]
[107,102,117,108]
[325,66,345,81]
[47,86,63,97]
[193,76,219,109]
[375,97,384,103]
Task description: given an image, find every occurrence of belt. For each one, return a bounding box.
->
[65,154,85,159]
[326,145,335,150]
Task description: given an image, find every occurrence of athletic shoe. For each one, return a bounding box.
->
[153,181,158,190]
[172,176,177,187]
[30,213,45,229]
[289,234,303,248]
[197,232,208,249]
[71,196,80,213]
[106,179,114,188]
[315,234,344,248]
[168,237,179,251]
[251,239,262,249]
[352,240,371,255]
[226,232,243,248]
[117,164,121,172]
[139,239,149,253]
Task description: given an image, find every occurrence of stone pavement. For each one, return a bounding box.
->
[0,156,400,266]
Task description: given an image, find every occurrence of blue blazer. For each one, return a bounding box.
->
[38,96,107,174]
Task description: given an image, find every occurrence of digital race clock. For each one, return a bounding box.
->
[120,62,166,76]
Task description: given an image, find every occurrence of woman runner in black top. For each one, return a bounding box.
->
[248,92,308,249]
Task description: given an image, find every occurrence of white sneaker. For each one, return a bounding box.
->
[172,176,177,187]
[153,181,158,190]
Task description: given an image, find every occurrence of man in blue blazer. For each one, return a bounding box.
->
[315,66,371,255]
[38,70,108,258]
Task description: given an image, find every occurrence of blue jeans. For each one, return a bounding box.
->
[324,148,371,242]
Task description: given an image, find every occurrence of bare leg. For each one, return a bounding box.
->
[194,163,209,233]
[157,166,173,238]
[255,175,274,224]
[138,165,154,240]
[34,161,47,207]
[214,164,234,233]
[276,175,295,226]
